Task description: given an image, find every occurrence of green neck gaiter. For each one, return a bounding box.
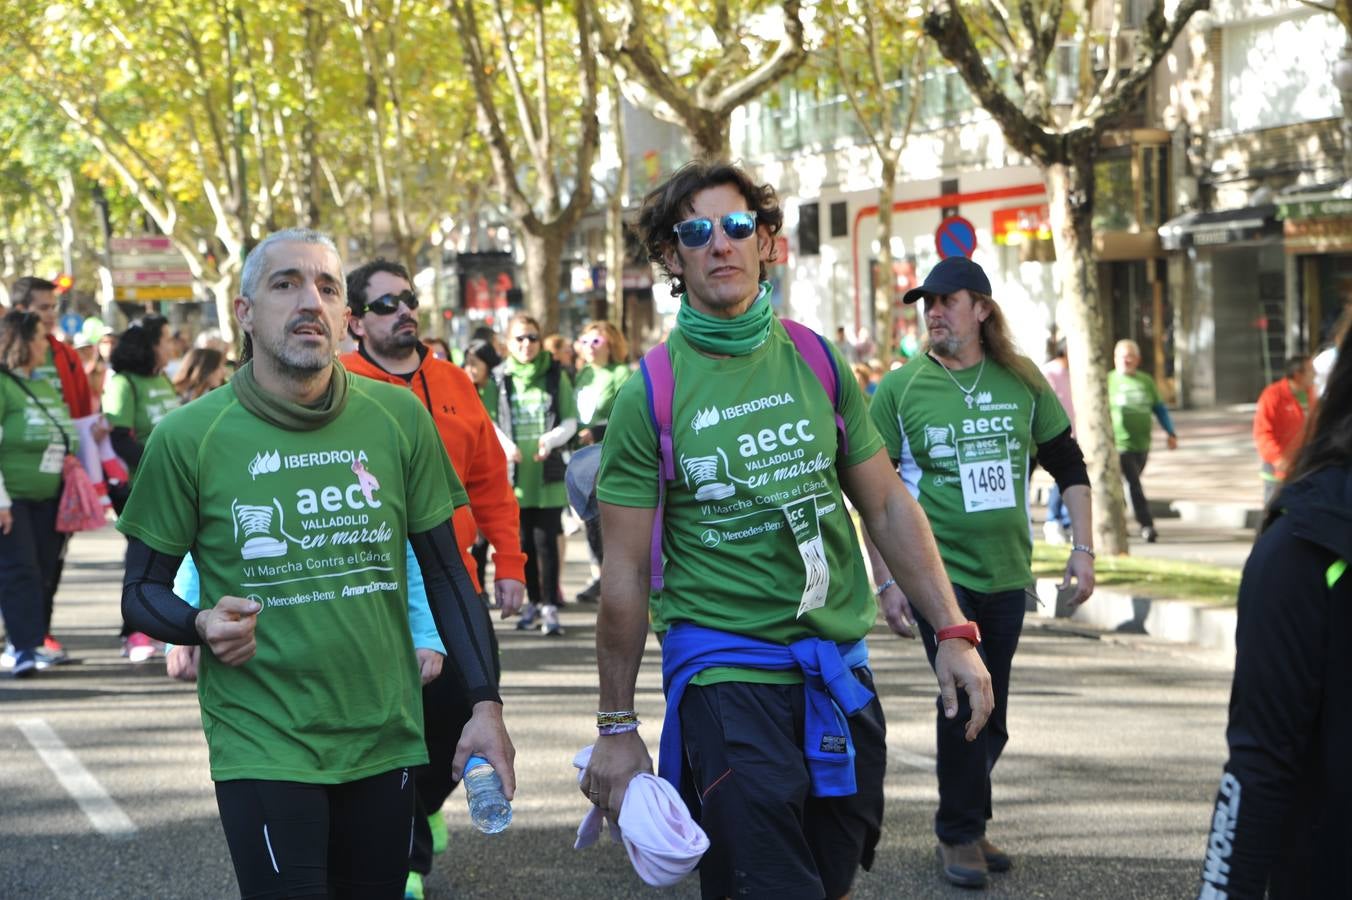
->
[506,350,552,380]
[676,282,774,356]
[232,359,350,431]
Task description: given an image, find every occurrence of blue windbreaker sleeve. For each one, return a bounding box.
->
[406,542,446,654]
[1152,402,1176,437]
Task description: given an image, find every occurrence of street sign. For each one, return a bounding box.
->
[110,236,173,254]
[112,269,195,286]
[111,234,194,301]
[114,285,196,301]
[935,215,978,259]
[60,313,83,337]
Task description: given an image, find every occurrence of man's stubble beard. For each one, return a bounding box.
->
[368,324,420,360]
[257,328,335,378]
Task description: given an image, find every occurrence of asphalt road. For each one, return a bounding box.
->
[1,527,1232,898]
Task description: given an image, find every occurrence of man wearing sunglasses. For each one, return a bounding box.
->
[115,229,514,897]
[340,258,527,898]
[582,162,994,900]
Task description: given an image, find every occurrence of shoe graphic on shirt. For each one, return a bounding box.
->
[680,451,735,501]
[232,498,290,560]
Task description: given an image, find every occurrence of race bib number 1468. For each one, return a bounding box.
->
[957,435,1015,513]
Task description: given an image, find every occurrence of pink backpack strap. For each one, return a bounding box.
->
[780,319,848,457]
[639,343,676,591]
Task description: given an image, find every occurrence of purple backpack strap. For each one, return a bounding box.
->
[780,319,848,457]
[640,343,676,591]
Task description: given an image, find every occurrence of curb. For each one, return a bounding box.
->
[1032,578,1237,654]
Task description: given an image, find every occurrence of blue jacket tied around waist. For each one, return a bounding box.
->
[659,622,874,797]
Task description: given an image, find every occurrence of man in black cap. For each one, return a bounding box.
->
[863,255,1096,888]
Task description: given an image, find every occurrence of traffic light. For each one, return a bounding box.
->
[54,273,74,294]
[441,308,454,320]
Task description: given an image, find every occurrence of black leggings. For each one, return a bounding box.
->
[470,533,489,593]
[214,769,415,899]
[519,506,563,606]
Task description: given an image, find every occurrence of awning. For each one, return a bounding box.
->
[1157,204,1280,251]
[1276,181,1352,221]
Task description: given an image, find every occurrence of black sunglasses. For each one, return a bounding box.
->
[362,289,419,316]
[513,333,541,344]
[672,211,758,249]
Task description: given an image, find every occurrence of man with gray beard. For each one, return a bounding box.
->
[116,228,514,897]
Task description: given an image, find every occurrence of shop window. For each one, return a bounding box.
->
[830,201,848,238]
[800,202,821,256]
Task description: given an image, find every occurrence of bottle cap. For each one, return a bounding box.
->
[465,754,489,770]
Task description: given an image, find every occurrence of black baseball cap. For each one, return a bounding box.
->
[902,256,992,304]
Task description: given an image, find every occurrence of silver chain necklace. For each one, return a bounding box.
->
[933,353,987,409]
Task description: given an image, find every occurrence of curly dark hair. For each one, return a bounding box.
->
[346,258,411,317]
[636,161,783,298]
[109,315,169,376]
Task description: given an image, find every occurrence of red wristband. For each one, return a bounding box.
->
[936,621,982,647]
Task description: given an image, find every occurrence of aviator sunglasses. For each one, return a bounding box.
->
[672,211,758,249]
[362,289,420,316]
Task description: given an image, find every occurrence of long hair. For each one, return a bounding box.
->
[0,310,42,370]
[109,315,168,376]
[636,160,784,298]
[173,347,226,401]
[1285,326,1352,486]
[925,293,1041,391]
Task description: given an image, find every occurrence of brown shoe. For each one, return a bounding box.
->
[937,840,988,888]
[979,836,1012,873]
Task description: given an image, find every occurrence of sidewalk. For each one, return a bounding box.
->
[1029,404,1264,653]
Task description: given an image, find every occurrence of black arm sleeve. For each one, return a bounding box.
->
[110,426,145,470]
[410,519,502,705]
[121,538,199,645]
[1199,522,1330,899]
[1035,427,1090,492]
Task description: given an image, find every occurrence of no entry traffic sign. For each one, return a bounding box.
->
[936,215,977,259]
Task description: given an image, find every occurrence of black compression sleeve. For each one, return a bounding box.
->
[110,426,144,469]
[1035,427,1090,491]
[410,520,502,705]
[121,538,199,645]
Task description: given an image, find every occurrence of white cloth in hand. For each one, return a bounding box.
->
[572,744,709,887]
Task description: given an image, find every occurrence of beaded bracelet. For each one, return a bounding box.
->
[875,578,897,596]
[596,710,639,727]
[597,721,640,736]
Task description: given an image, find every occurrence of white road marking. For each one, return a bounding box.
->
[889,746,936,772]
[16,717,136,838]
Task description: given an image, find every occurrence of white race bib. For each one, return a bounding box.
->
[39,443,65,475]
[957,434,1015,513]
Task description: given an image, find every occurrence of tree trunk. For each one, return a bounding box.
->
[687,109,732,162]
[1339,37,1352,180]
[1045,157,1130,555]
[522,229,565,335]
[606,91,628,331]
[873,156,898,366]
[206,273,238,346]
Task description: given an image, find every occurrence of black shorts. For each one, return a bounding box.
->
[678,671,887,900]
[214,768,416,899]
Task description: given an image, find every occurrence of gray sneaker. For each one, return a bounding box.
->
[937,841,988,888]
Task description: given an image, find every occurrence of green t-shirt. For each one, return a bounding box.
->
[869,354,1069,593]
[103,371,180,470]
[1108,370,1161,453]
[598,321,883,683]
[574,362,631,428]
[33,345,62,400]
[502,354,576,509]
[0,371,77,501]
[115,376,468,784]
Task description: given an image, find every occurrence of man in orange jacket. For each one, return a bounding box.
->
[341,259,525,898]
[1254,354,1317,506]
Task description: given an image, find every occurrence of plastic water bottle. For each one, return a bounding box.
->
[463,754,512,834]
